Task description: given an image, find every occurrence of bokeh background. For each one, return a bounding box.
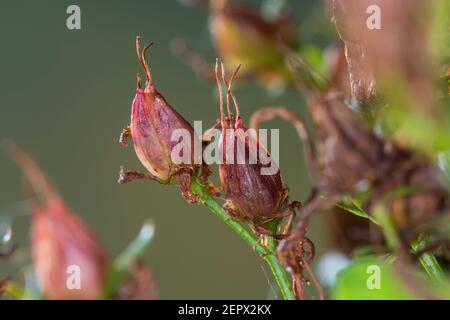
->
[0,0,336,299]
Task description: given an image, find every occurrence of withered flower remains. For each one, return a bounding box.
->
[250,94,449,243]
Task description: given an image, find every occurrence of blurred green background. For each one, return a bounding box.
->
[0,0,335,299]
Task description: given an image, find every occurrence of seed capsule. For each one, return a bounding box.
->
[213,59,296,234]
[209,0,297,85]
[119,37,203,203]
[7,146,107,300]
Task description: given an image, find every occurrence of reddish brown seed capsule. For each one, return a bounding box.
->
[7,146,108,300]
[119,37,203,203]
[209,0,297,85]
[213,59,294,233]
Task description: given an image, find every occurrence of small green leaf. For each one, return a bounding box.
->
[411,235,445,283]
[336,200,379,225]
[332,256,450,300]
[300,45,327,75]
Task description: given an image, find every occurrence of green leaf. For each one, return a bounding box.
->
[331,256,450,300]
[299,45,327,75]
[336,200,379,225]
[411,235,445,283]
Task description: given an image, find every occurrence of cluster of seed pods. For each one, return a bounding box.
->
[119,37,299,233]
[189,0,450,286]
[119,36,320,299]
[119,0,449,296]
[2,0,447,301]
[250,52,449,257]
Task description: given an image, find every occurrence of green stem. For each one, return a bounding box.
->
[191,178,296,300]
[373,205,400,250]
